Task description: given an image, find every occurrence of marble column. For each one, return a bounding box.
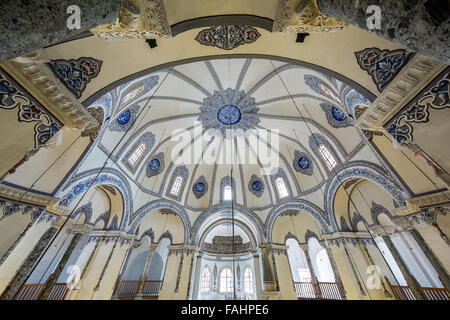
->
[269,246,297,300]
[92,240,118,296]
[0,226,58,300]
[316,0,450,64]
[301,245,322,299]
[68,236,103,300]
[111,240,137,299]
[324,242,347,300]
[0,0,122,62]
[95,238,132,300]
[357,240,392,299]
[409,228,450,289]
[77,237,115,300]
[381,235,426,300]
[343,245,367,297]
[159,246,196,300]
[252,253,262,300]
[191,251,203,300]
[39,232,83,300]
[136,243,158,297]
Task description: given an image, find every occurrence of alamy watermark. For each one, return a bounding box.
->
[366,5,382,30]
[67,5,81,30]
[171,122,280,176]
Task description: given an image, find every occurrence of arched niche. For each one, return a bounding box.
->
[134,208,185,245]
[198,219,257,253]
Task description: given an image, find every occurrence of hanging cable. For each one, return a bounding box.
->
[14,68,173,298]
[267,59,383,297]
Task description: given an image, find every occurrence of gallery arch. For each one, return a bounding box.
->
[0,1,448,301]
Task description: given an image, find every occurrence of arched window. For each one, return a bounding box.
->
[219,268,234,293]
[128,142,146,167]
[122,132,155,173]
[275,177,289,199]
[243,268,253,294]
[170,176,183,197]
[200,267,211,293]
[318,144,337,171]
[166,166,189,200]
[120,84,145,106]
[223,185,232,201]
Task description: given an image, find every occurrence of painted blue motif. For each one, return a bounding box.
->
[217,105,241,125]
[298,156,310,169]
[149,158,160,170]
[252,181,262,192]
[195,182,206,193]
[331,106,347,121]
[117,109,131,125]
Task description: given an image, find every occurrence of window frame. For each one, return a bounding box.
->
[243,267,254,294]
[200,266,211,293]
[275,176,289,199]
[318,144,337,171]
[219,268,234,293]
[169,175,184,198]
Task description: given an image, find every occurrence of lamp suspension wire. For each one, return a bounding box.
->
[227,57,237,301]
[14,68,173,299]
[268,59,402,298]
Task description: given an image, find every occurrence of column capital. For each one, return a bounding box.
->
[168,245,197,256]
[70,224,94,235]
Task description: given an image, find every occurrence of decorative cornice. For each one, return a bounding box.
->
[0,50,99,131]
[91,0,171,39]
[273,0,347,33]
[0,183,59,209]
[392,190,450,216]
[357,54,447,131]
[168,245,197,256]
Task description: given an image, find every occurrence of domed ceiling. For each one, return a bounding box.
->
[72,56,375,231]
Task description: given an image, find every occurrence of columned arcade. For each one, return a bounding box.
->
[0,0,448,302]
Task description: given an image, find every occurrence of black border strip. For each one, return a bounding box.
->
[170,14,274,37]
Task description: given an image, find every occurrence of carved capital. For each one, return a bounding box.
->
[274,0,347,33]
[0,50,99,131]
[91,0,171,39]
[357,54,447,131]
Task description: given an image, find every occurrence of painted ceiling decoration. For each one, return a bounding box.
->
[320,103,353,128]
[0,196,44,221]
[122,131,156,173]
[62,57,379,236]
[108,104,139,132]
[195,25,261,50]
[146,152,165,177]
[193,175,208,199]
[0,67,62,148]
[198,88,260,136]
[248,174,265,198]
[81,106,105,141]
[384,67,450,145]
[293,150,314,175]
[354,48,414,92]
[118,75,159,108]
[47,57,103,98]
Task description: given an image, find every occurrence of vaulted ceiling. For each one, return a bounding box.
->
[81,56,374,227]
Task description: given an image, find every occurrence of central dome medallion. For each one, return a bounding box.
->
[198,88,260,136]
[217,105,241,125]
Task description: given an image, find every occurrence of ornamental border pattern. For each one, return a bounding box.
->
[0,67,63,148]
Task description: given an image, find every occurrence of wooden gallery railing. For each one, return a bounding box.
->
[385,277,450,301]
[142,280,163,299]
[293,282,315,299]
[14,283,46,300]
[293,282,342,300]
[117,280,140,299]
[117,280,163,299]
[14,282,70,300]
